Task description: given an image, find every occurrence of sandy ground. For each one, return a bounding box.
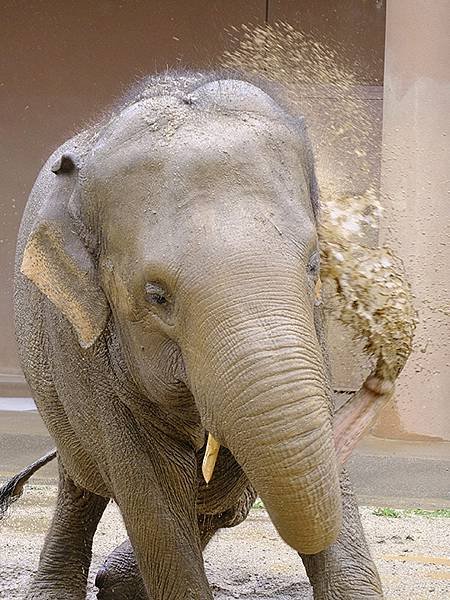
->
[0,485,449,600]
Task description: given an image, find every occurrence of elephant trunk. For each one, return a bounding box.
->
[222,360,341,555]
[183,275,342,555]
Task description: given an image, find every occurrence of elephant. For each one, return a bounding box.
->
[11,71,393,599]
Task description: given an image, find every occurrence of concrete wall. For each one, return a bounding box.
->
[374,0,450,442]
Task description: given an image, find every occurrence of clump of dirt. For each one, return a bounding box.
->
[319,191,416,381]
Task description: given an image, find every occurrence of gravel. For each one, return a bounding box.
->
[0,485,449,599]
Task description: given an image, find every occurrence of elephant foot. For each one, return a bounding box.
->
[310,583,383,600]
[95,568,148,600]
[95,540,148,600]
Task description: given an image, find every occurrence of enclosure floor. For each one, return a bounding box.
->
[1,486,449,599]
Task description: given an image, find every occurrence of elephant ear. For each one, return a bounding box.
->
[21,152,110,348]
[296,116,320,221]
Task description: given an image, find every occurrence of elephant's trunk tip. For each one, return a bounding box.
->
[267,493,342,555]
[364,375,395,396]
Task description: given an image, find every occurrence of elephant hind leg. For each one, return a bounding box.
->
[27,459,108,600]
[95,540,147,600]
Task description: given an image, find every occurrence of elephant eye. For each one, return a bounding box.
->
[145,283,169,306]
[307,251,320,277]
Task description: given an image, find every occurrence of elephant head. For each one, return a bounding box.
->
[21,77,353,555]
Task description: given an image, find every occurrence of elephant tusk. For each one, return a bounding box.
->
[202,433,220,484]
[315,277,322,303]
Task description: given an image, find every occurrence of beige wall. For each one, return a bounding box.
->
[374,0,450,441]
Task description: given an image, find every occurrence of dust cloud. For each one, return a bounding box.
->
[221,22,416,381]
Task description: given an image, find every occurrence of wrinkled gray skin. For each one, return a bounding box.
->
[15,72,383,599]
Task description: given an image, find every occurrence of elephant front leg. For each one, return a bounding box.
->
[27,459,108,600]
[111,435,212,600]
[300,469,383,600]
[94,520,225,600]
[95,484,257,600]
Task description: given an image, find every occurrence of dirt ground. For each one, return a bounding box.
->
[0,485,449,600]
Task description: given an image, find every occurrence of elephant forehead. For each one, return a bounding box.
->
[95,79,289,150]
[172,113,299,160]
[84,94,312,242]
[88,108,304,192]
